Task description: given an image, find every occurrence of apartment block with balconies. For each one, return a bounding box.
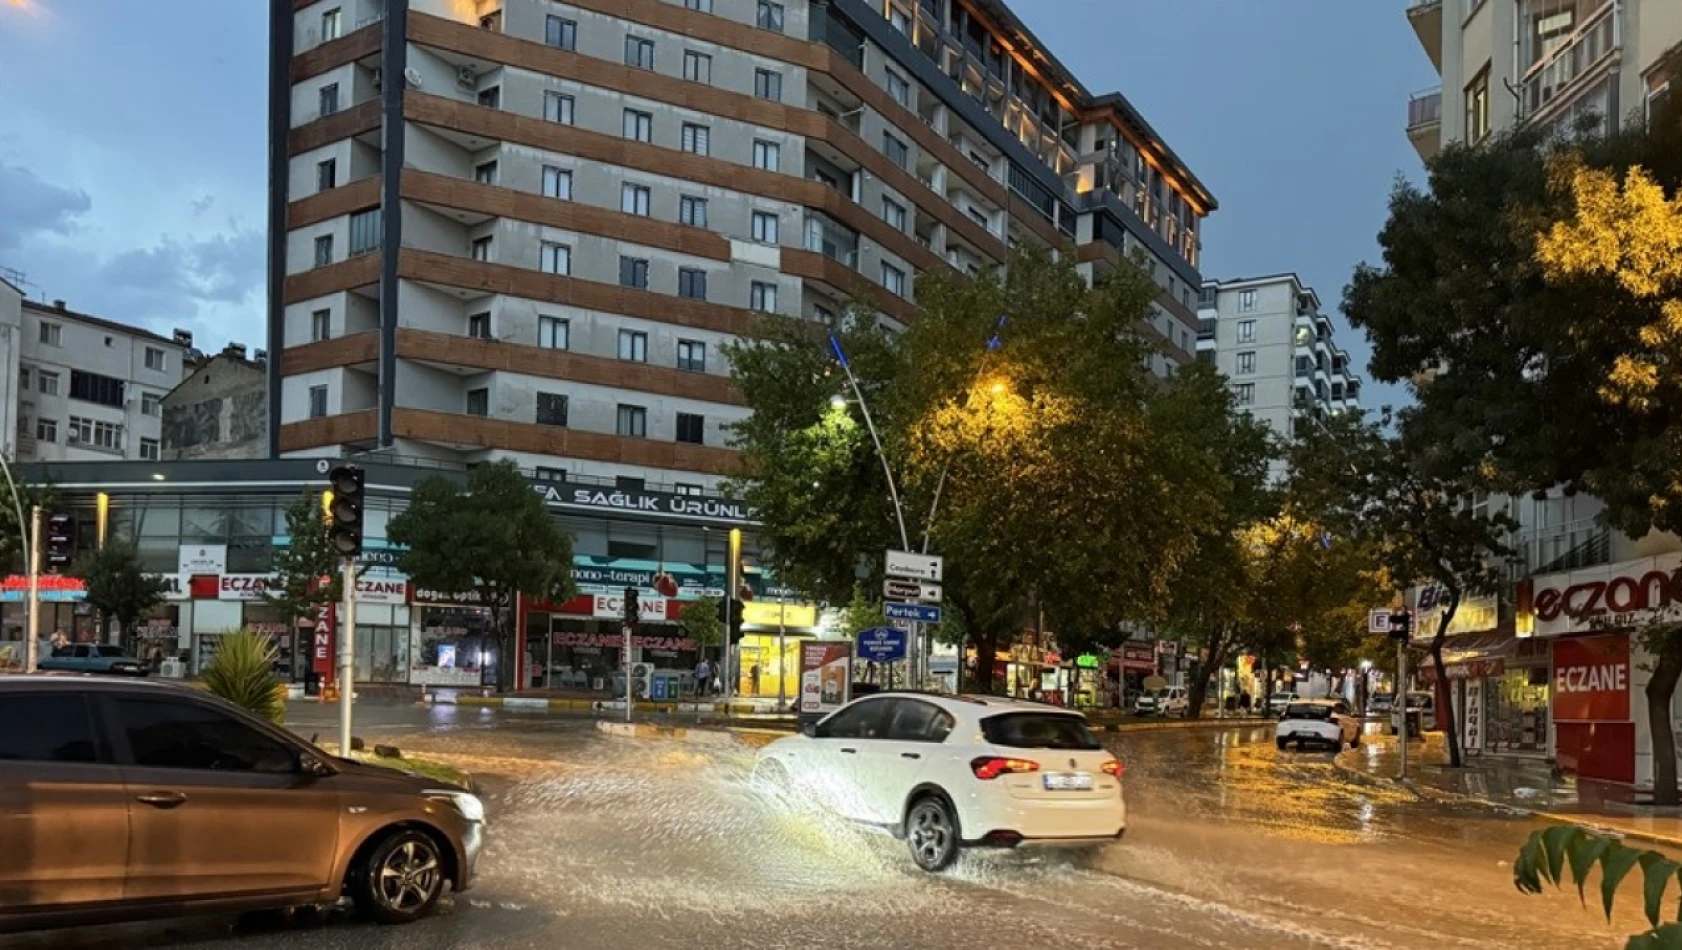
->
[1406,0,1681,162]
[271,0,1215,491]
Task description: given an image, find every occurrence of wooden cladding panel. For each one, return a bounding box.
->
[392,408,740,475]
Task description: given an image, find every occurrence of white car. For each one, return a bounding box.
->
[1391,691,1437,734]
[1266,691,1297,718]
[755,693,1126,872]
[1275,699,1361,752]
[1133,686,1188,717]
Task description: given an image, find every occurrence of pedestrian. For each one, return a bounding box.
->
[695,656,712,697]
[750,664,761,697]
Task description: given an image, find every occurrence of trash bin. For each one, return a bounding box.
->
[304,670,321,697]
[651,675,669,702]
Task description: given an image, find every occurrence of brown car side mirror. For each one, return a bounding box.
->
[299,752,336,778]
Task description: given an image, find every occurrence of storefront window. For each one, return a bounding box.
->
[411,605,493,687]
[355,625,409,682]
[1486,667,1550,752]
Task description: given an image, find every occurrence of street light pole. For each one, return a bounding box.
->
[26,506,39,674]
[338,556,357,755]
[1396,639,1408,781]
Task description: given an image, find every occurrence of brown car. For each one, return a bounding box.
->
[0,677,483,932]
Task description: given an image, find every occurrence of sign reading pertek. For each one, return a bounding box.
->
[884,602,941,624]
[856,626,908,662]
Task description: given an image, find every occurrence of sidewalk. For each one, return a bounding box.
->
[1335,734,1682,849]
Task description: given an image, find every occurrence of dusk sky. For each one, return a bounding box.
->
[0,1,1437,410]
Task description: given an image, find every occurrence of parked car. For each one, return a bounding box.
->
[1275,699,1361,752]
[1391,691,1437,734]
[38,644,148,677]
[1266,691,1297,718]
[1133,687,1188,717]
[755,692,1125,872]
[1368,692,1395,715]
[0,677,484,932]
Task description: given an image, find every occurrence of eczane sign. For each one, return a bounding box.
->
[1522,553,1682,637]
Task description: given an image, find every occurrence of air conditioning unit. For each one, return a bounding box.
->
[456,65,477,89]
[371,66,382,90]
[403,67,423,89]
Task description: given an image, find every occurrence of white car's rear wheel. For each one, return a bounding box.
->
[905,796,960,872]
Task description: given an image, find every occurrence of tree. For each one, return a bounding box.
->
[1288,413,1513,766]
[1514,824,1682,948]
[678,596,723,663]
[0,480,55,576]
[73,541,168,652]
[388,460,576,691]
[203,629,284,724]
[261,490,346,634]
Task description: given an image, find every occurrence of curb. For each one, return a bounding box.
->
[425,693,784,716]
[594,720,775,748]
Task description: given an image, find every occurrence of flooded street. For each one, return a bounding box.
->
[9,706,1649,950]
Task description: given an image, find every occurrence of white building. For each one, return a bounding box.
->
[1195,274,1362,473]
[7,292,191,464]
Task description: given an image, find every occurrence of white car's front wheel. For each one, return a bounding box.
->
[905,795,960,873]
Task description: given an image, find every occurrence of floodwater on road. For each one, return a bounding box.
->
[9,707,1651,950]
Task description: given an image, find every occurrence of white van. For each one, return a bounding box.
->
[1133,686,1188,717]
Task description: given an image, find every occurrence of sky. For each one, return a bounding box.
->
[0,0,1438,410]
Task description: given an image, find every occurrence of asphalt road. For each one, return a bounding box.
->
[9,702,1650,949]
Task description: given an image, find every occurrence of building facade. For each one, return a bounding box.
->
[1406,0,1681,162]
[271,0,1216,490]
[1,289,191,465]
[1194,275,1362,470]
[162,346,270,461]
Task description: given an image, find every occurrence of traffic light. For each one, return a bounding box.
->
[327,464,365,558]
[718,597,745,644]
[45,513,75,571]
[623,586,640,627]
[1389,611,1413,641]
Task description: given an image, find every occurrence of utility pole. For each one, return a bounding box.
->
[339,557,357,754]
[25,505,39,673]
[1391,610,1413,781]
[623,585,639,723]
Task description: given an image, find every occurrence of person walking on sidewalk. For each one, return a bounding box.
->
[695,657,712,697]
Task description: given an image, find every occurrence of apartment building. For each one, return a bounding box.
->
[1195,275,1362,465]
[270,0,1216,491]
[0,278,190,465]
[1406,0,1681,161]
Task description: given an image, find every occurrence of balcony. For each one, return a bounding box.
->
[1407,0,1443,72]
[1407,87,1442,162]
[1519,2,1620,124]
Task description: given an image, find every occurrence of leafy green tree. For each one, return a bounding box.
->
[73,541,168,653]
[1288,413,1513,766]
[1514,824,1682,948]
[388,460,576,691]
[261,490,346,634]
[839,585,886,638]
[0,480,56,576]
[203,628,284,724]
[678,596,724,663]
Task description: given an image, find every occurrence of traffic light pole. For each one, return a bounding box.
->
[1396,637,1408,781]
[339,556,357,756]
[25,505,39,674]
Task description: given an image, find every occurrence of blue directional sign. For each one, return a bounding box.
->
[856,626,908,663]
[883,601,941,624]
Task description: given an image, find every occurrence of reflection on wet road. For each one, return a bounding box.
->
[12,708,1648,949]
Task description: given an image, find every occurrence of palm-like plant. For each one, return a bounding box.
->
[1515,825,1682,948]
[202,628,284,724]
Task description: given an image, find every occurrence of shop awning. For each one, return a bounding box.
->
[1418,631,1516,667]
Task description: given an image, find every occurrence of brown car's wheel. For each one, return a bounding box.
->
[354,829,446,924]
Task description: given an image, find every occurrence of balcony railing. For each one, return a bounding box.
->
[1407,87,1442,129]
[1520,1,1619,119]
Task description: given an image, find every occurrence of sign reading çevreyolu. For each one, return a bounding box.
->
[1551,633,1631,722]
[1521,554,1682,637]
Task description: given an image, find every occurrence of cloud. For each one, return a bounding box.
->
[0,159,90,249]
[190,195,215,216]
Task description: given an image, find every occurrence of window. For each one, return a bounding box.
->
[619,257,649,289]
[116,697,298,773]
[626,36,655,69]
[677,339,706,372]
[616,404,647,437]
[70,370,125,408]
[755,69,783,102]
[479,10,501,30]
[535,466,567,482]
[17,367,27,390]
[468,312,491,339]
[752,139,780,171]
[466,388,489,416]
[37,321,60,346]
[676,412,705,445]
[1234,383,1255,406]
[539,315,569,350]
[685,0,712,10]
[1238,289,1257,312]
[35,418,56,442]
[681,122,710,156]
[1237,320,1256,344]
[542,165,572,200]
[880,262,906,297]
[313,235,333,268]
[471,235,493,262]
[318,83,339,117]
[757,0,784,32]
[618,329,648,362]
[320,7,342,41]
[139,437,160,461]
[1235,351,1256,375]
[882,132,908,168]
[623,109,653,142]
[540,241,571,275]
[1465,65,1491,144]
[144,346,166,372]
[308,385,328,419]
[477,86,501,108]
[474,160,498,185]
[37,370,59,395]
[684,50,712,84]
[888,5,911,34]
[675,482,703,496]
[349,208,381,256]
[545,15,576,50]
[979,712,1099,750]
[886,70,909,106]
[678,268,708,300]
[751,211,779,244]
[881,197,906,230]
[141,392,162,416]
[750,281,778,312]
[311,308,331,342]
[536,392,569,427]
[544,91,575,125]
[680,195,708,228]
[316,158,336,192]
[0,694,98,763]
[814,698,891,739]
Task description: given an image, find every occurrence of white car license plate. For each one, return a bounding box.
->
[1042,772,1093,791]
[1294,732,1317,739]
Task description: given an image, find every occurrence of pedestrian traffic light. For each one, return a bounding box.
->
[327,464,365,558]
[1389,610,1412,641]
[44,513,74,571]
[623,586,640,627]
